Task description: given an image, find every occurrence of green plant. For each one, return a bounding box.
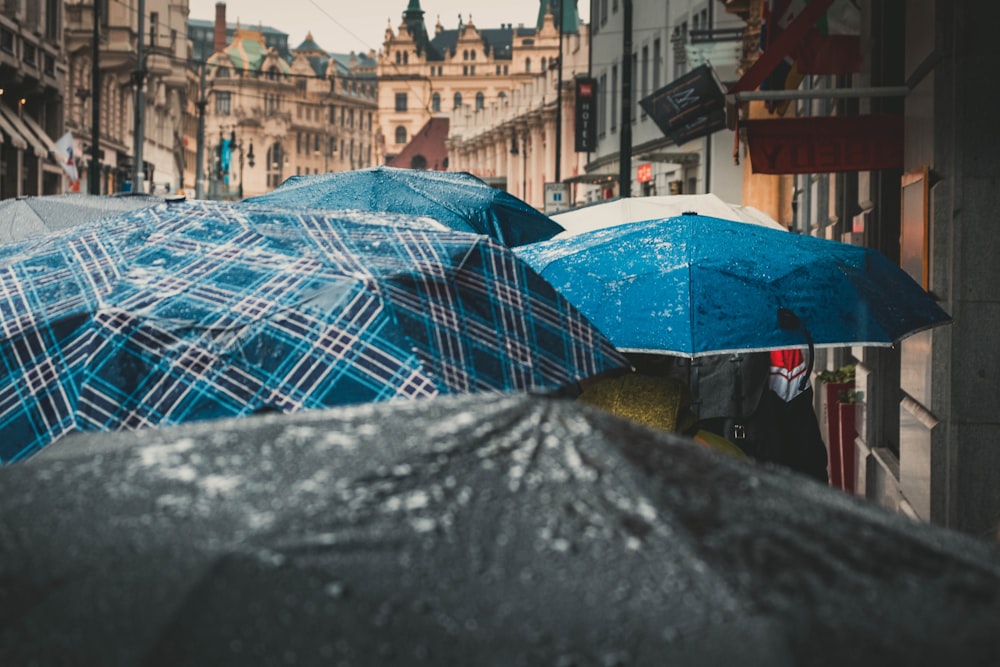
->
[817,363,856,384]
[838,389,864,404]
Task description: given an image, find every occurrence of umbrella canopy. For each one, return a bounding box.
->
[2,394,998,666]
[241,166,564,247]
[551,194,787,237]
[0,200,625,462]
[516,215,952,356]
[0,193,164,244]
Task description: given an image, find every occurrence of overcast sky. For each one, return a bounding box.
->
[188,0,589,55]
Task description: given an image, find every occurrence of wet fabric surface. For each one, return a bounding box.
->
[2,394,998,666]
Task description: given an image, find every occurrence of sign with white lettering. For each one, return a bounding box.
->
[575,77,598,153]
[544,182,571,214]
[745,114,903,174]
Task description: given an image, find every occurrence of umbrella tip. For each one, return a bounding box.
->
[681,210,698,215]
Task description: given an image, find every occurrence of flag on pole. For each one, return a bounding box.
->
[792,0,862,74]
[758,0,862,114]
[54,132,81,193]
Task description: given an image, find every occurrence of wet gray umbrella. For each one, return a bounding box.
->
[2,395,999,666]
[0,193,164,243]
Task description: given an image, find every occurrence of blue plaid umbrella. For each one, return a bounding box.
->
[241,167,564,247]
[0,200,625,462]
[516,215,952,356]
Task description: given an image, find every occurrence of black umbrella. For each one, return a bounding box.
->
[2,395,999,666]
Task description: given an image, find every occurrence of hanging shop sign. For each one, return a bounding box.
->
[744,114,903,174]
[639,64,726,145]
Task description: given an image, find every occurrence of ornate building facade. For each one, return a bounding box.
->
[0,0,67,197]
[185,2,376,199]
[63,0,188,194]
[446,11,589,210]
[375,0,579,185]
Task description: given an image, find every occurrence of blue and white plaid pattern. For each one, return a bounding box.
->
[0,201,625,462]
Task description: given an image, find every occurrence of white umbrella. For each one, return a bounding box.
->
[551,194,787,237]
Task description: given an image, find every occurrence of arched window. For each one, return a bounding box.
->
[216,66,230,78]
[470,50,476,60]
[525,58,531,72]
[410,154,428,170]
[403,52,409,64]
[395,126,407,144]
[463,50,468,61]
[541,57,547,71]
[475,92,485,110]
[432,92,441,112]
[453,92,462,109]
[498,91,507,101]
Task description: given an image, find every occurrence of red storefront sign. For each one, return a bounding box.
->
[636,163,652,183]
[744,114,903,174]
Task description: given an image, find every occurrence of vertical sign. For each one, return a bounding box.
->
[575,77,597,153]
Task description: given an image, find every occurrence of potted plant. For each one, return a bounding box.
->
[837,388,863,493]
[815,364,856,488]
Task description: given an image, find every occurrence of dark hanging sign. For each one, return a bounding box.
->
[744,114,903,174]
[639,64,726,145]
[574,77,598,153]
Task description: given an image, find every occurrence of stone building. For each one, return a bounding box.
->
[376,0,577,178]
[63,0,187,194]
[0,0,67,197]
[186,2,376,199]
[447,9,588,210]
[724,0,1000,539]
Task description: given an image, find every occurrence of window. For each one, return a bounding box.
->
[216,66,230,78]
[395,126,407,144]
[395,92,408,111]
[632,52,639,123]
[215,91,231,115]
[541,57,547,71]
[504,65,509,75]
[149,11,158,47]
[396,52,401,64]
[463,65,468,76]
[470,50,476,60]
[432,92,441,112]
[496,65,501,75]
[403,52,409,64]
[525,58,531,73]
[598,72,607,136]
[329,105,336,123]
[470,65,475,75]
[641,45,649,112]
[475,92,485,110]
[463,50,469,61]
[453,92,462,109]
[653,38,661,89]
[610,65,618,131]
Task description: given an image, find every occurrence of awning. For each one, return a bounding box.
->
[0,107,28,151]
[562,172,619,185]
[0,105,47,158]
[19,113,59,157]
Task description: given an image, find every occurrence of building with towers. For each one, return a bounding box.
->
[376,0,579,178]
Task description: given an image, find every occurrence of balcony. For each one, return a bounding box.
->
[685,27,745,70]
